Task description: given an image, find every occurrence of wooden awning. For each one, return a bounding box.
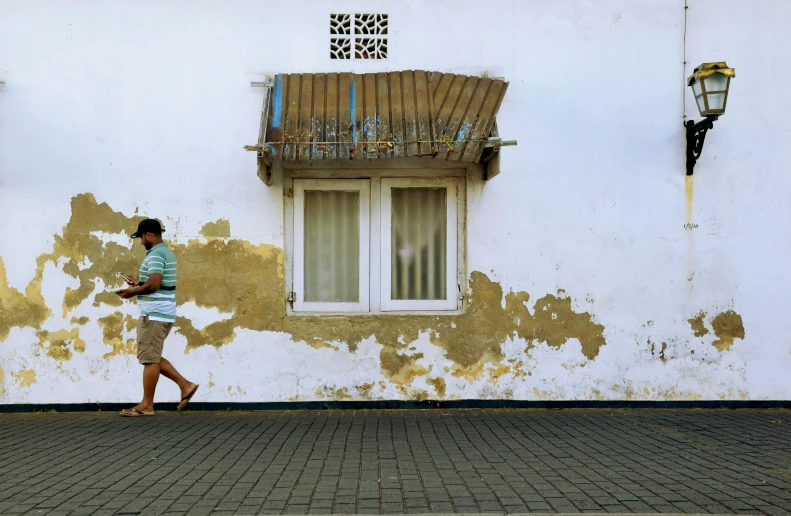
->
[246,71,515,183]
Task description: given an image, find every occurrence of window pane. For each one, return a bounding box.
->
[304,190,360,302]
[391,187,447,300]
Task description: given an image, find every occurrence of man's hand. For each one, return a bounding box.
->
[116,289,135,299]
[126,274,139,286]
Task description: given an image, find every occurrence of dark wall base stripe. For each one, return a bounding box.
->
[1,399,790,413]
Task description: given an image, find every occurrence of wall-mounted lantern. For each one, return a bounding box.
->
[685,62,735,175]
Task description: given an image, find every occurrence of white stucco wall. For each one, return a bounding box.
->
[1,0,789,404]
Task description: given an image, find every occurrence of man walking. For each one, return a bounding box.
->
[117,218,198,416]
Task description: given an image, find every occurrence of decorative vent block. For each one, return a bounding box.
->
[330,13,387,59]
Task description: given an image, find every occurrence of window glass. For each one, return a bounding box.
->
[390,188,447,300]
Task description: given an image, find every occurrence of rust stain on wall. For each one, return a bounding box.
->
[99,312,137,359]
[200,220,231,239]
[12,368,37,388]
[688,311,709,337]
[36,328,85,361]
[711,310,745,351]
[1,194,608,388]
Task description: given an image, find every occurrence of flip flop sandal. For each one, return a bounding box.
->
[177,385,199,411]
[120,408,155,417]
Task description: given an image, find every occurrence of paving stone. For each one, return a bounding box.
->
[1,409,791,514]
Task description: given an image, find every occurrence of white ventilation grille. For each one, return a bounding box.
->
[330,13,388,59]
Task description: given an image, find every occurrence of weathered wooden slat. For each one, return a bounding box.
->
[471,81,509,162]
[351,74,362,160]
[362,73,377,158]
[376,72,392,158]
[430,73,456,137]
[325,73,339,159]
[312,74,326,160]
[297,73,313,161]
[435,75,473,160]
[338,73,352,159]
[389,72,405,158]
[413,71,432,156]
[401,70,419,157]
[427,73,439,155]
[284,74,301,160]
[462,80,505,162]
[449,78,491,161]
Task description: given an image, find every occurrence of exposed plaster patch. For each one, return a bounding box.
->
[12,368,37,388]
[687,309,745,351]
[356,383,375,398]
[98,312,137,359]
[36,328,85,361]
[0,257,50,340]
[0,366,5,396]
[688,311,709,337]
[200,220,231,239]
[426,377,446,397]
[711,310,745,351]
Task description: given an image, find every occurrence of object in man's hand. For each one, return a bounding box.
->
[118,272,133,284]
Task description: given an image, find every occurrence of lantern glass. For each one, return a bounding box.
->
[691,78,702,97]
[696,93,707,114]
[703,73,728,93]
[707,93,726,111]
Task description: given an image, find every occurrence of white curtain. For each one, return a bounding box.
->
[391,187,447,300]
[304,190,360,302]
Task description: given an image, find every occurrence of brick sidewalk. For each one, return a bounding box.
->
[0,409,789,515]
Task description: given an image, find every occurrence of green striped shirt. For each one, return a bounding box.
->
[137,242,177,323]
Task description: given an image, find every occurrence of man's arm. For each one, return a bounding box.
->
[117,273,162,299]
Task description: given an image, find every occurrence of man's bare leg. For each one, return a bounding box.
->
[132,362,161,414]
[159,357,198,399]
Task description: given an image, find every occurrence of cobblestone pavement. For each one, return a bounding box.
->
[1,409,790,515]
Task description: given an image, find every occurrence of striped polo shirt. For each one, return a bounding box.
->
[138,242,177,323]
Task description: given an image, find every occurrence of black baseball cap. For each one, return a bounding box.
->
[131,218,165,238]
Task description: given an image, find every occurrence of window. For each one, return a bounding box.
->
[330,13,388,60]
[289,176,464,314]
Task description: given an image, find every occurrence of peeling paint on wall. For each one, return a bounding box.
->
[687,309,745,351]
[711,310,745,351]
[12,369,37,388]
[688,311,709,337]
[99,312,138,359]
[36,328,86,361]
[200,220,231,239]
[0,194,607,393]
[426,377,447,397]
[1,193,756,401]
[0,257,50,340]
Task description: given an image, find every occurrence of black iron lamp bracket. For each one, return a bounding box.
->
[685,115,719,175]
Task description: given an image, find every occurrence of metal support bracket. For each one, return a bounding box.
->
[685,115,719,176]
[246,80,274,185]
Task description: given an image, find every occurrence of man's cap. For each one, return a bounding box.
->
[131,218,165,238]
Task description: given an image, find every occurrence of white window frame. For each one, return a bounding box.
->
[286,173,465,315]
[293,179,370,312]
[380,178,458,312]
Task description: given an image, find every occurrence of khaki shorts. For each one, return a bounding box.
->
[136,316,173,364]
